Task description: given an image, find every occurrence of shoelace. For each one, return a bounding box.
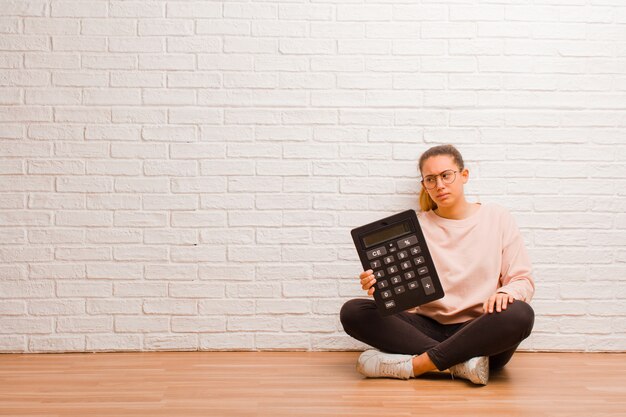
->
[378,359,408,378]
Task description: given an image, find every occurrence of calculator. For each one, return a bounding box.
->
[351,209,444,316]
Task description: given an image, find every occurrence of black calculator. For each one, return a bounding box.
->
[351,209,444,316]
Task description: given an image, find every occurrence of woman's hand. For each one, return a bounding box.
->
[359,269,376,296]
[483,292,515,314]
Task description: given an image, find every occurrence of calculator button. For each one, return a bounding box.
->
[417,266,428,275]
[384,300,396,309]
[381,290,392,299]
[377,280,389,289]
[400,261,411,270]
[374,270,385,279]
[397,251,408,260]
[397,235,418,249]
[421,276,435,295]
[390,275,401,285]
[407,281,418,290]
[394,285,406,295]
[370,260,381,269]
[404,271,415,280]
[410,246,421,255]
[383,256,395,265]
[387,265,398,274]
[366,246,387,260]
[413,256,425,266]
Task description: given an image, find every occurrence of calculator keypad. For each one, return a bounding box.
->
[369,234,435,311]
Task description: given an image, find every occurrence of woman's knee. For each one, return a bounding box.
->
[339,298,375,330]
[507,300,535,338]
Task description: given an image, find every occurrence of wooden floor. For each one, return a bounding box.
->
[0,351,624,417]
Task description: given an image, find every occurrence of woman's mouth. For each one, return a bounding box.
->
[437,194,449,199]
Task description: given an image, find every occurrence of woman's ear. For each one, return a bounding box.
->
[461,168,469,184]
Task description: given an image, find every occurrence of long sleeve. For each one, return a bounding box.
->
[496,209,535,303]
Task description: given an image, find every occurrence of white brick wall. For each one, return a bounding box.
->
[1,0,626,353]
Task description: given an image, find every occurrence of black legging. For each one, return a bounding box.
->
[340,298,535,371]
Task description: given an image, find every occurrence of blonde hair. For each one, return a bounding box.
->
[418,144,465,212]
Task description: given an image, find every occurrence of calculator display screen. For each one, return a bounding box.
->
[361,221,411,248]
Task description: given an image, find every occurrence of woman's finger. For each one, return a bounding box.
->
[488,294,497,313]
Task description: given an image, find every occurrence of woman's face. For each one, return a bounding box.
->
[420,155,469,209]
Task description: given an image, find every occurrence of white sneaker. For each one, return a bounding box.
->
[356,349,415,380]
[448,356,489,385]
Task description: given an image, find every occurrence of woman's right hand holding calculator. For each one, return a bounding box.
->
[360,269,376,296]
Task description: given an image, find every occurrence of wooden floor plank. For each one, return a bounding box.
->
[0,352,624,417]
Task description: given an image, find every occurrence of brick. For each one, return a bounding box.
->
[111,71,164,87]
[198,299,255,315]
[0,281,54,298]
[109,37,164,53]
[114,282,167,297]
[144,229,198,245]
[0,229,26,245]
[115,316,169,332]
[113,246,168,261]
[227,316,280,332]
[0,1,47,16]
[86,194,140,210]
[139,54,194,70]
[81,53,140,71]
[169,282,225,298]
[81,19,136,36]
[171,177,226,193]
[142,194,198,210]
[114,178,169,193]
[170,246,227,263]
[54,247,111,261]
[57,317,112,333]
[144,335,197,350]
[87,299,142,314]
[255,300,310,315]
[86,228,142,245]
[138,19,193,36]
[86,334,141,351]
[0,211,52,227]
[171,317,225,332]
[0,35,48,51]
[0,318,51,334]
[114,211,167,227]
[197,18,249,35]
[28,228,83,244]
[0,106,51,122]
[56,282,112,298]
[167,37,221,53]
[25,52,79,69]
[143,299,197,315]
[167,72,221,87]
[55,211,112,227]
[54,107,110,122]
[144,160,198,177]
[167,108,224,123]
[29,336,85,352]
[145,264,197,281]
[86,263,143,280]
[110,1,165,18]
[52,36,106,52]
[25,89,80,105]
[51,1,107,17]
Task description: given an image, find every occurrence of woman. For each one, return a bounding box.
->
[340,144,535,385]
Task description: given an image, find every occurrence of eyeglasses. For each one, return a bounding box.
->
[421,170,458,190]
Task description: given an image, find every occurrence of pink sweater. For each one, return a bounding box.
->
[407,202,535,324]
